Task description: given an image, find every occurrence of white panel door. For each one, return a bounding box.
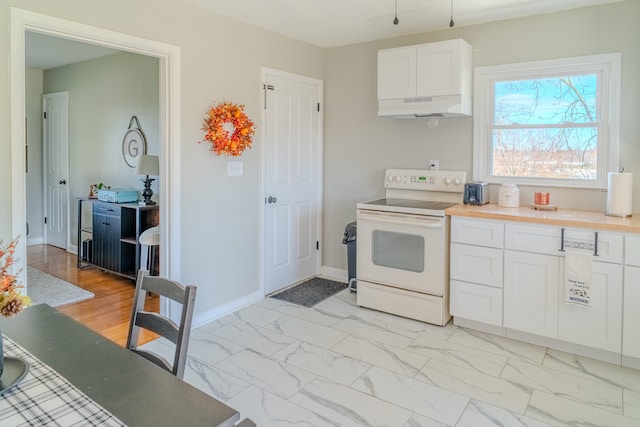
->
[264,70,322,294]
[42,92,70,250]
[504,250,560,338]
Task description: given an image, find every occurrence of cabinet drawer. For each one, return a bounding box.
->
[625,235,640,267]
[505,223,560,255]
[93,201,121,218]
[451,217,504,248]
[505,224,623,263]
[450,280,503,326]
[564,229,622,264]
[450,243,503,287]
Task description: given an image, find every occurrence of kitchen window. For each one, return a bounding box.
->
[473,53,621,188]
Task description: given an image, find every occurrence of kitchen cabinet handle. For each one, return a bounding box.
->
[559,228,599,256]
[357,210,443,228]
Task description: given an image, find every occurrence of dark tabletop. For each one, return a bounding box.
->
[0,304,239,427]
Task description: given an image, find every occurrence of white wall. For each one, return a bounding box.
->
[42,52,160,243]
[322,0,640,270]
[25,67,43,245]
[0,0,324,322]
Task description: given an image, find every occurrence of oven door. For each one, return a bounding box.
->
[356,209,449,296]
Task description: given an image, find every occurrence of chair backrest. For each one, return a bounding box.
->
[139,226,160,274]
[139,225,160,246]
[126,269,197,379]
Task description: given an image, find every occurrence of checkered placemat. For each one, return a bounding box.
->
[0,336,126,426]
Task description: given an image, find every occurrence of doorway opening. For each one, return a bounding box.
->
[10,8,182,316]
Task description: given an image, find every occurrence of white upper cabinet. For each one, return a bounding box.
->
[416,40,468,97]
[378,39,472,118]
[377,46,416,100]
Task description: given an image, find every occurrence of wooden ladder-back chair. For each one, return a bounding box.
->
[126,270,197,379]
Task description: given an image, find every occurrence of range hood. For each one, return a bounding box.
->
[378,94,471,119]
[377,39,473,119]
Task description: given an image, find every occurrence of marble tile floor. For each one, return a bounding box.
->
[142,290,640,426]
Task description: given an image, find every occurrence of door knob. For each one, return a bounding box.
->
[267,196,277,204]
[59,179,67,185]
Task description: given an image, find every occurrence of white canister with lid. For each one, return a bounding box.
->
[498,182,520,207]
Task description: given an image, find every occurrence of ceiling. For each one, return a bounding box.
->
[183,0,625,48]
[25,0,624,70]
[26,32,120,70]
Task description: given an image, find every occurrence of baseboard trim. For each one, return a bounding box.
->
[320,266,347,283]
[27,237,44,246]
[191,266,348,328]
[191,289,263,328]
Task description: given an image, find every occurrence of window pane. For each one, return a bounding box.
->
[494,75,597,125]
[372,230,424,273]
[492,127,597,179]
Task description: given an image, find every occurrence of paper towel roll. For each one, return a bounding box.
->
[606,172,633,217]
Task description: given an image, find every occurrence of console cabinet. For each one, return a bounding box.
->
[77,198,158,279]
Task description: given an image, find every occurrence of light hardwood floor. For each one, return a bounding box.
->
[27,244,159,346]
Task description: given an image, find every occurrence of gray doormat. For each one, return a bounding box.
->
[27,266,95,307]
[270,277,347,307]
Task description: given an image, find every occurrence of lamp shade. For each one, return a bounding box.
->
[136,155,159,176]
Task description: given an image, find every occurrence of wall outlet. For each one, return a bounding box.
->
[227,161,243,176]
[429,160,439,170]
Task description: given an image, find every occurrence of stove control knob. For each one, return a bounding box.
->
[386,175,394,182]
[453,177,462,185]
[444,177,452,185]
[395,175,402,182]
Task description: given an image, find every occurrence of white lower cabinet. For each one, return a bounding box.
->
[449,218,504,326]
[504,250,559,338]
[624,266,640,359]
[450,243,503,286]
[559,262,623,352]
[450,280,502,325]
[450,215,629,364]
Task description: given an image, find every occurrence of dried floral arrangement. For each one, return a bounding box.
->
[0,237,30,317]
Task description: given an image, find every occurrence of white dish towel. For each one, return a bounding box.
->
[564,248,593,306]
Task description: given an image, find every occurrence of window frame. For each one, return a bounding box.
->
[473,53,621,189]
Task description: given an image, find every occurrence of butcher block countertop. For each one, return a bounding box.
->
[445,203,640,233]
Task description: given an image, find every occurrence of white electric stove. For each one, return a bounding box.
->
[356,169,467,325]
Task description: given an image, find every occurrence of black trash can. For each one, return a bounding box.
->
[342,221,357,292]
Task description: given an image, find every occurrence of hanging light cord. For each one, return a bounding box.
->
[393,0,399,25]
[449,0,455,27]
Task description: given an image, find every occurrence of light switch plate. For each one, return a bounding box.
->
[227,161,243,176]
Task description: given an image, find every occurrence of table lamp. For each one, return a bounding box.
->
[136,155,159,205]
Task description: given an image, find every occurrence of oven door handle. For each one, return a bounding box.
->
[357,210,443,228]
